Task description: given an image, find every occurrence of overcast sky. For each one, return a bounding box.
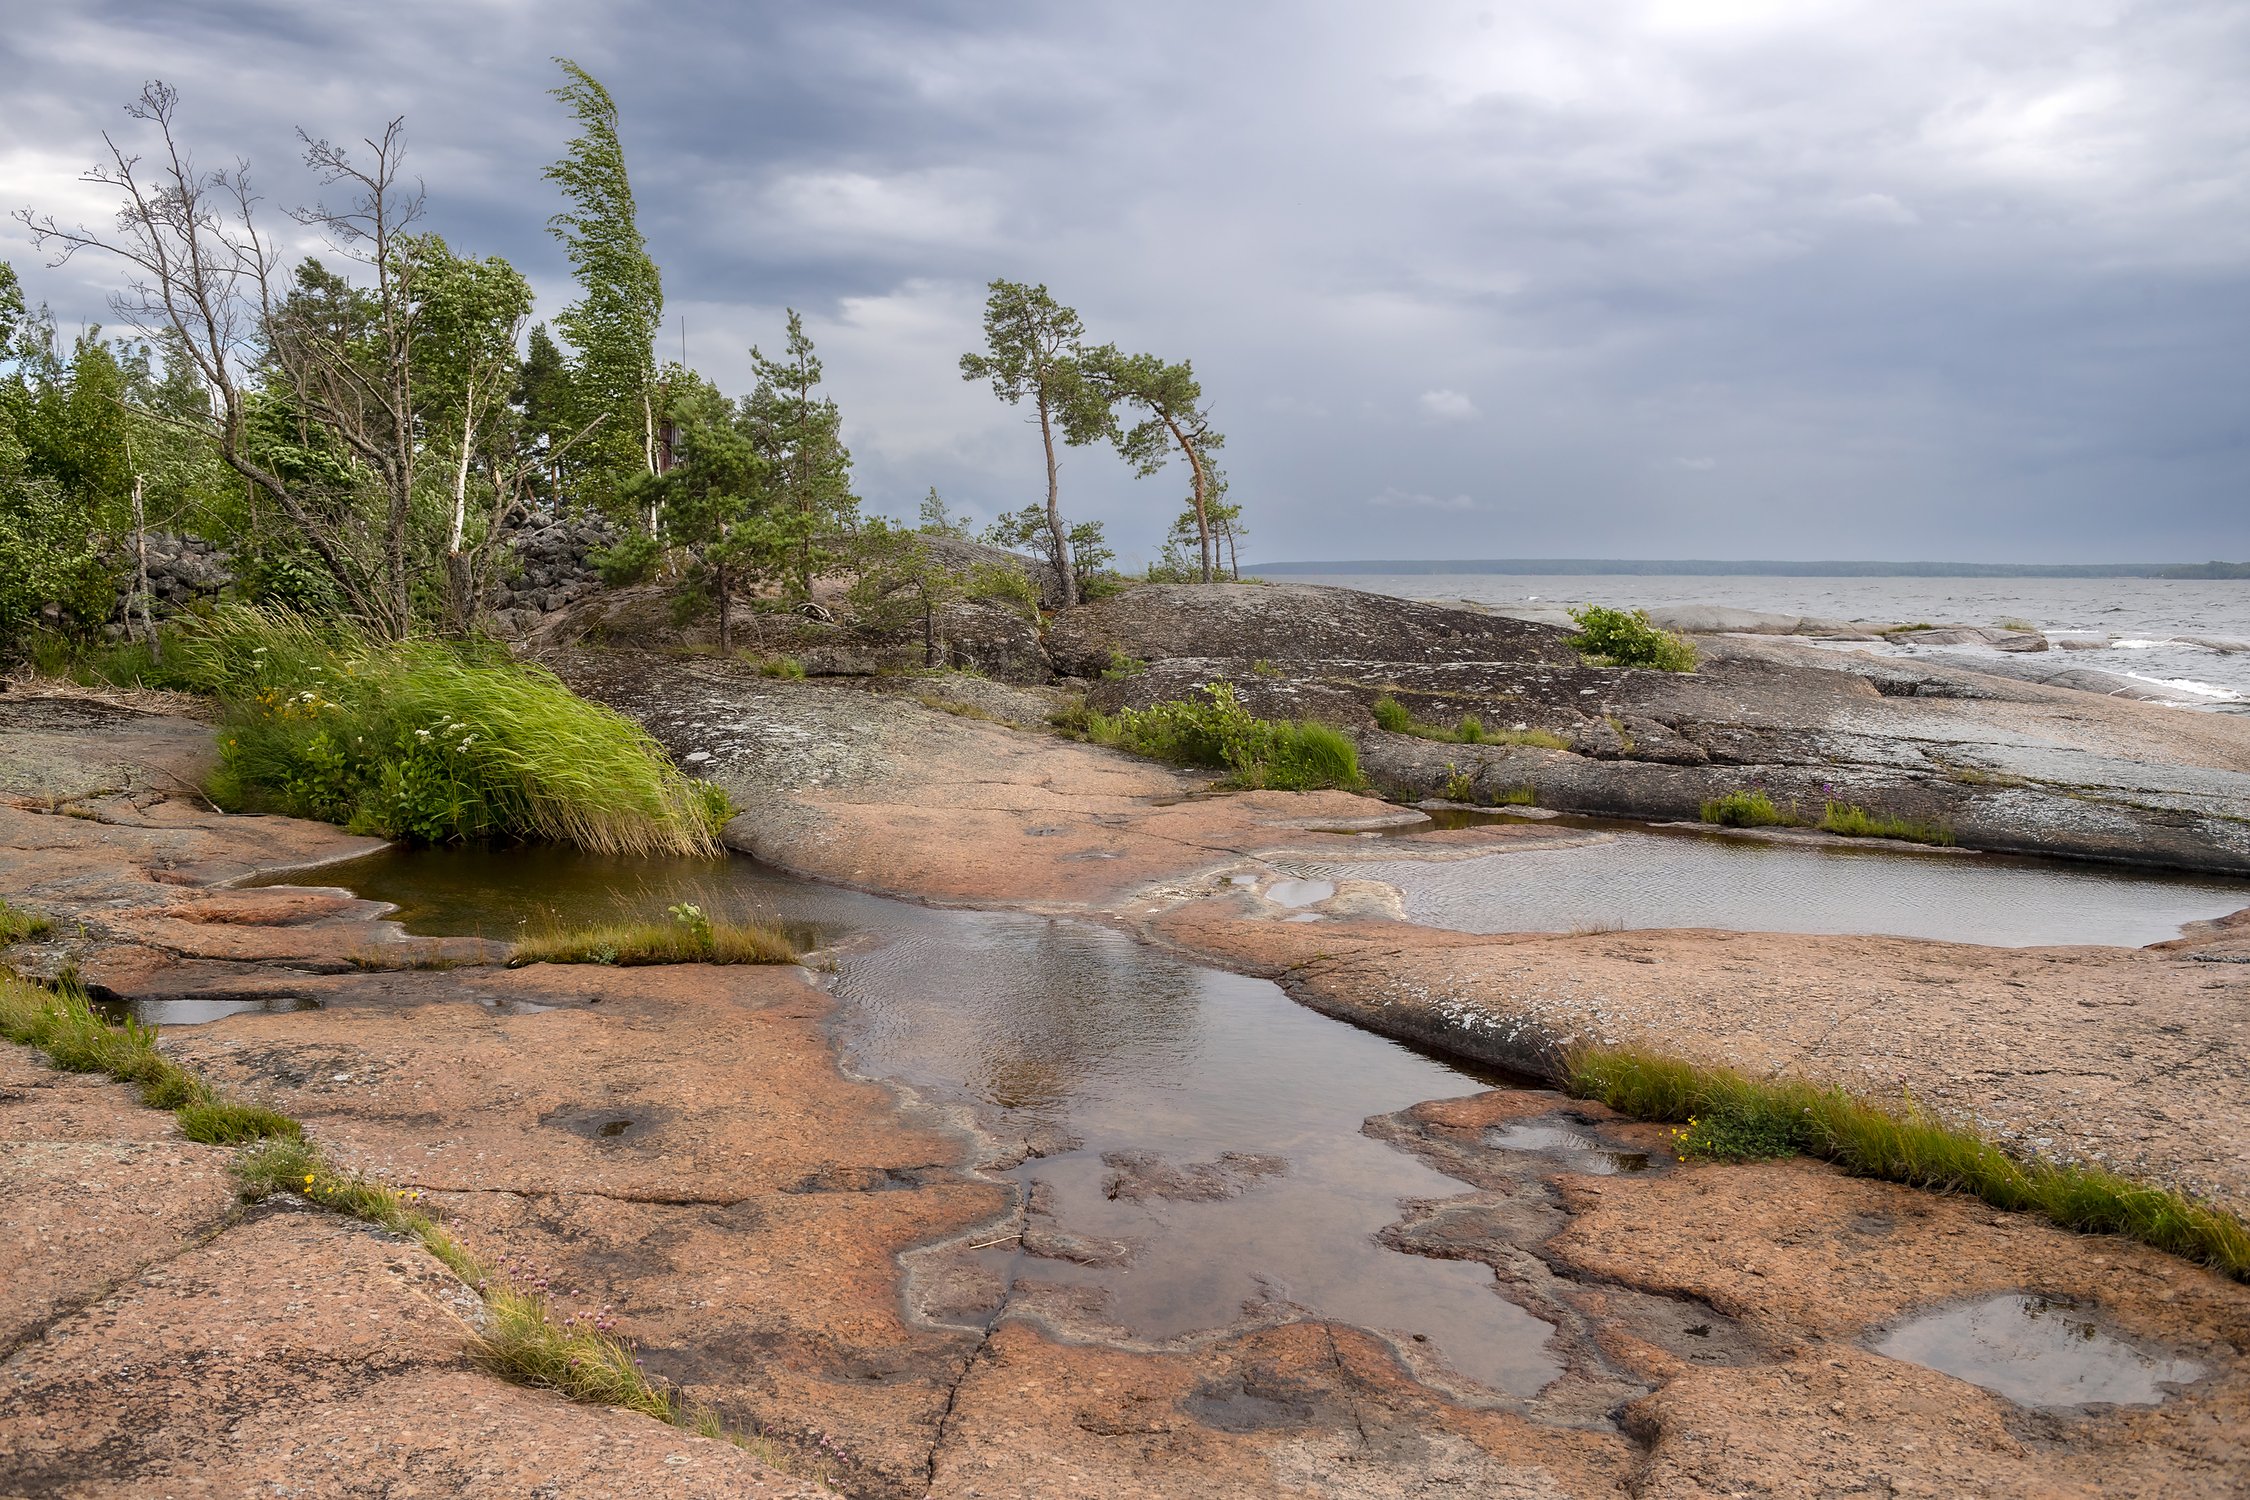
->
[6,1,2245,565]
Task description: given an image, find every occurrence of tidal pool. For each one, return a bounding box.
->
[1873,1293,2204,1407]
[1293,820,2250,947]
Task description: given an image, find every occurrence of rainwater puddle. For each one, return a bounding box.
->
[94,994,321,1027]
[1872,1294,2204,1408]
[1263,878,1335,909]
[1301,822,2249,946]
[294,845,1564,1397]
[1485,1121,1651,1175]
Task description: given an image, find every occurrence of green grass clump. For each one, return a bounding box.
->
[1,899,54,944]
[1498,785,1537,806]
[176,1099,303,1144]
[511,902,801,967]
[175,605,725,855]
[1568,605,1697,672]
[1086,683,1362,791]
[1568,1046,2250,1280]
[1700,789,1796,828]
[1818,801,1956,846]
[754,655,807,680]
[1368,695,1568,749]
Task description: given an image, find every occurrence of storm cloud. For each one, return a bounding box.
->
[6,0,2245,564]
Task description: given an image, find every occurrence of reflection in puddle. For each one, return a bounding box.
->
[1263,879,1335,909]
[305,845,1561,1396]
[94,994,322,1027]
[1301,827,2250,946]
[1873,1293,2204,1408]
[1485,1121,1651,1175]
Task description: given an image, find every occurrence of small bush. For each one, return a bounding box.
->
[1568,605,1697,673]
[1087,683,1362,791]
[1569,1046,2250,1280]
[179,606,724,855]
[1700,789,1796,828]
[1818,801,1955,846]
[588,532,661,587]
[1100,648,1147,680]
[1442,764,1478,803]
[177,1100,302,1145]
[0,899,52,944]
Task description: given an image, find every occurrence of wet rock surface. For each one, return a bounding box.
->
[8,691,2250,1495]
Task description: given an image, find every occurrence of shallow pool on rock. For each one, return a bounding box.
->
[288,845,1568,1397]
[1872,1293,2205,1407]
[1293,822,2250,947]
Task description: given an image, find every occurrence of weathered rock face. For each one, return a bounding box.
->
[1052,584,2250,874]
[1046,582,1581,678]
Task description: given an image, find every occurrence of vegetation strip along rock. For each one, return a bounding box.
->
[0,966,821,1483]
[1568,1044,2250,1279]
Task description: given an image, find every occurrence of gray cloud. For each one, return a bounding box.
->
[5,0,2245,564]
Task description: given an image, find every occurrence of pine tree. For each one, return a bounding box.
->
[545,59,663,526]
[743,310,856,599]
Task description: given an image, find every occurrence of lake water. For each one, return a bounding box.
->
[1267,573,2250,708]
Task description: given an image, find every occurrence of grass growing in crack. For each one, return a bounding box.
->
[0,971,211,1109]
[1700,789,1797,827]
[1568,1045,2250,1280]
[176,1099,302,1144]
[1,969,825,1480]
[0,899,53,944]
[1818,801,1956,846]
[1085,683,1362,791]
[1369,695,1568,749]
[510,903,801,967]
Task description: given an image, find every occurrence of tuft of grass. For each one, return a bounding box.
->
[754,655,808,680]
[917,693,1005,724]
[176,1099,303,1144]
[1087,683,1362,791]
[1818,801,1955,846]
[1498,785,1537,806]
[1700,789,1797,828]
[1567,605,1698,673]
[0,899,54,944]
[1569,1046,2250,1280]
[176,604,725,856]
[1995,617,2038,633]
[1369,695,1567,749]
[511,903,801,967]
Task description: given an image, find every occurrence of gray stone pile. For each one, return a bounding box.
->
[483,514,615,636]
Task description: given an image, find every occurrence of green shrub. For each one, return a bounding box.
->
[1568,1046,2250,1280]
[179,606,725,855]
[1700,789,1795,827]
[1568,605,1697,672]
[1087,683,1362,791]
[1818,801,1955,846]
[1371,695,1413,733]
[1441,764,1477,803]
[588,532,661,587]
[1370,694,1567,748]
[1100,648,1147,680]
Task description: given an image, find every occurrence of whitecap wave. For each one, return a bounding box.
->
[2120,671,2244,702]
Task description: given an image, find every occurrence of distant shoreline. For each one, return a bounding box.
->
[1247,559,2250,580]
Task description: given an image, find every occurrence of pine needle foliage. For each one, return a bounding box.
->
[176,605,725,854]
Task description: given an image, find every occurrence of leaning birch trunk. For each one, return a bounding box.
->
[1160,414,1213,584]
[130,474,159,661]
